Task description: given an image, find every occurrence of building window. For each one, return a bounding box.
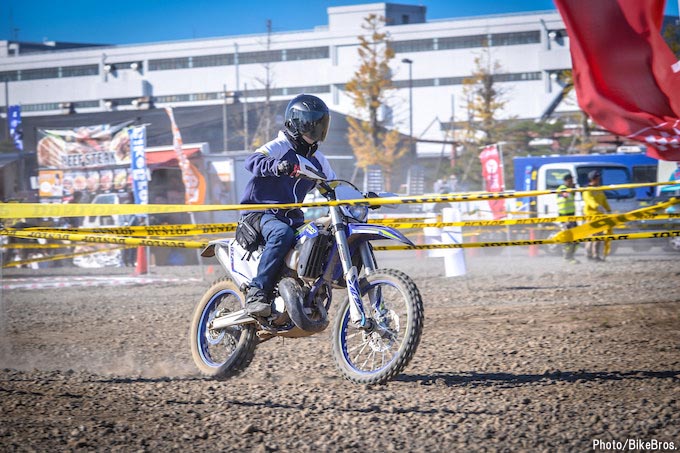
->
[21,102,61,112]
[394,30,541,54]
[392,38,434,53]
[239,50,283,65]
[0,71,19,82]
[148,57,191,71]
[61,65,99,77]
[492,31,541,46]
[191,92,220,101]
[73,100,100,108]
[20,67,60,81]
[192,54,233,68]
[493,72,542,82]
[393,72,541,89]
[285,46,329,61]
[632,165,657,184]
[438,34,488,50]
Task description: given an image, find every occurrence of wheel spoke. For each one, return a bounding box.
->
[334,270,423,383]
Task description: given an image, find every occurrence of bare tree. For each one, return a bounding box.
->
[250,19,279,149]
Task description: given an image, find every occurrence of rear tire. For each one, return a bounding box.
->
[189,278,257,379]
[331,269,423,385]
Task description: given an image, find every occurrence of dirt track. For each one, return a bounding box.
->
[1,246,679,452]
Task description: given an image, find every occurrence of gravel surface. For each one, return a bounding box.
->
[1,246,679,452]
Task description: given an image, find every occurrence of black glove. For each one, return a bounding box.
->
[276,160,299,177]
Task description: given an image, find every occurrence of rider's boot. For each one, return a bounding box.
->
[245,286,272,317]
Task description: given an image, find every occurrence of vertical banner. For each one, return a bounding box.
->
[165,107,206,205]
[8,105,23,151]
[129,125,148,205]
[479,144,506,219]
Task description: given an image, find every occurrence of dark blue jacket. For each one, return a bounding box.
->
[240,131,336,226]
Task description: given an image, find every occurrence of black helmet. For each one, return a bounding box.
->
[284,94,330,143]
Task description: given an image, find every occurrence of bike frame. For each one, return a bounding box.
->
[328,205,414,328]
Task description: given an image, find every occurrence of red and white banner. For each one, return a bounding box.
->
[479,144,506,219]
[165,107,206,205]
[555,0,680,161]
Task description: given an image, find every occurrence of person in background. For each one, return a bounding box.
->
[239,94,336,317]
[556,173,579,264]
[64,190,85,228]
[583,170,611,261]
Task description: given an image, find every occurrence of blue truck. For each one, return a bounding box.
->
[512,151,659,217]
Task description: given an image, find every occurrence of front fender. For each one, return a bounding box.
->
[347,223,414,246]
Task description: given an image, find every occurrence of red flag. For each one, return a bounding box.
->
[555,0,680,161]
[479,144,506,219]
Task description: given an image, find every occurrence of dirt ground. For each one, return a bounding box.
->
[1,244,679,452]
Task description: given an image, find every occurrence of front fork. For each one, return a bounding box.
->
[330,207,378,328]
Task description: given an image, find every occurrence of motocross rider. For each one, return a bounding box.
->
[239,94,337,317]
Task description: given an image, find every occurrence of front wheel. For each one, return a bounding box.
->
[189,278,257,379]
[331,269,424,385]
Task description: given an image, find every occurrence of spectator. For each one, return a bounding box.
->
[583,170,611,261]
[556,173,578,263]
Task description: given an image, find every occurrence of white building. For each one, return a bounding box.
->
[0,2,574,155]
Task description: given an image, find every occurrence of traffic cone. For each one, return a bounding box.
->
[135,246,148,275]
[528,228,539,257]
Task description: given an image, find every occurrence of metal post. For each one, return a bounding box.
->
[222,84,228,153]
[234,43,240,92]
[243,83,249,150]
[3,80,8,140]
[401,58,414,157]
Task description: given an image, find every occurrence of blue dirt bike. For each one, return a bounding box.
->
[189,156,424,384]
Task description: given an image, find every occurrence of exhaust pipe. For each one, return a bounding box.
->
[209,309,256,330]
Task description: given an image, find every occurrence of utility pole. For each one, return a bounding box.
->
[234,43,240,93]
[401,58,414,158]
[243,83,249,150]
[222,84,228,152]
[265,19,272,135]
[3,79,8,140]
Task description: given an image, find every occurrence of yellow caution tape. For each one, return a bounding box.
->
[3,246,128,268]
[373,229,680,251]
[0,229,207,249]
[2,225,677,255]
[554,198,679,243]
[1,181,674,219]
[22,223,238,237]
[1,243,72,249]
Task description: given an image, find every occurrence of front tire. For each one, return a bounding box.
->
[189,278,257,379]
[331,269,424,385]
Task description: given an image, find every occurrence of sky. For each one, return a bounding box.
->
[2,0,678,46]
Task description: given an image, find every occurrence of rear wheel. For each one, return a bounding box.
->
[189,278,257,379]
[331,269,423,385]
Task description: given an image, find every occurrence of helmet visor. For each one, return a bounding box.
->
[297,110,330,142]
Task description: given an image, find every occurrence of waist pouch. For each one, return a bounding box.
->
[235,212,264,253]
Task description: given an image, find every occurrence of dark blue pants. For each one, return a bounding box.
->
[250,214,295,293]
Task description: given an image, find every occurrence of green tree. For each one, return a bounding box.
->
[345,14,407,190]
[664,20,680,57]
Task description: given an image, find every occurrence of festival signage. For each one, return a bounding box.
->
[165,107,206,205]
[479,144,506,219]
[36,122,133,201]
[129,125,148,205]
[8,105,23,151]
